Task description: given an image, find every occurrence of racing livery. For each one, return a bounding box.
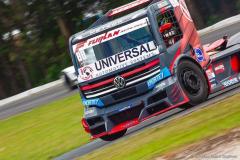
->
[69,0,240,141]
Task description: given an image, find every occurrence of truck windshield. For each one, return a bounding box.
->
[79,26,154,66]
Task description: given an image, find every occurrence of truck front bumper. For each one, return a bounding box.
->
[83,76,189,139]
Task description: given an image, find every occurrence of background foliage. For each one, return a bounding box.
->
[0,0,239,99]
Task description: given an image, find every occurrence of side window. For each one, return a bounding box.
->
[157,10,183,48]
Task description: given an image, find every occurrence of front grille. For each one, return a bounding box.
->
[108,103,144,126]
[82,59,160,99]
[112,87,137,101]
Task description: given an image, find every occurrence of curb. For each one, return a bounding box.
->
[0,79,64,108]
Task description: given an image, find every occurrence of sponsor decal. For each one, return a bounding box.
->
[73,18,149,50]
[79,18,127,39]
[206,68,216,80]
[222,77,238,87]
[194,48,205,62]
[82,98,104,107]
[95,41,157,71]
[79,66,94,81]
[75,41,87,52]
[88,30,120,46]
[77,41,159,82]
[147,67,171,89]
[168,0,179,7]
[179,0,193,22]
[155,81,167,90]
[214,63,225,74]
[75,50,87,63]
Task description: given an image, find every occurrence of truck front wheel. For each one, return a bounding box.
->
[100,129,127,141]
[177,60,209,106]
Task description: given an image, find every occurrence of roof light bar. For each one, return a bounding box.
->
[107,0,151,17]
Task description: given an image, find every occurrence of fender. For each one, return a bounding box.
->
[172,54,203,74]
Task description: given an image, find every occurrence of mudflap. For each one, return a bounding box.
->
[205,44,240,93]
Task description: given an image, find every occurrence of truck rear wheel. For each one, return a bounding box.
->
[100,129,127,141]
[177,60,209,106]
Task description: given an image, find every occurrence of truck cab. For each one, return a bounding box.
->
[69,0,240,141]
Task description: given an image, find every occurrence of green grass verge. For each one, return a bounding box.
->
[79,93,240,160]
[0,94,89,160]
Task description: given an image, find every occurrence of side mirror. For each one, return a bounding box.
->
[159,23,173,33]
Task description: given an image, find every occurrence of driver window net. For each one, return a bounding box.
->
[157,9,183,48]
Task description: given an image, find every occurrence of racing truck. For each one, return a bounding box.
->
[69,0,240,141]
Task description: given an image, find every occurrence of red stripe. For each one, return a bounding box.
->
[81,77,115,91]
[109,118,139,134]
[81,118,90,133]
[81,59,160,91]
[122,59,160,78]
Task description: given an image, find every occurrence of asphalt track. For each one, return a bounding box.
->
[0,21,240,160]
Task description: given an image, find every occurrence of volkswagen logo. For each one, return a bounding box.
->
[114,76,126,89]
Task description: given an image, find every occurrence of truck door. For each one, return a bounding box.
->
[147,4,184,71]
[148,0,210,70]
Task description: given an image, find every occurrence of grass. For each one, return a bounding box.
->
[0,94,90,160]
[79,93,240,160]
[1,92,240,160]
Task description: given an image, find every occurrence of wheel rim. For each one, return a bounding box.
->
[180,68,201,95]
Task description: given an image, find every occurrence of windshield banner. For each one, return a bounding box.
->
[77,41,159,82]
[73,18,149,53]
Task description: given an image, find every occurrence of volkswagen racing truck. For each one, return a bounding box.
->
[69,0,240,141]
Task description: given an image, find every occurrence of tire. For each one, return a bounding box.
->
[100,129,127,141]
[177,60,209,106]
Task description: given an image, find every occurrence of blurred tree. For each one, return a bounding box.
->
[237,0,240,10]
[0,0,95,98]
[185,0,204,28]
[0,0,21,94]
